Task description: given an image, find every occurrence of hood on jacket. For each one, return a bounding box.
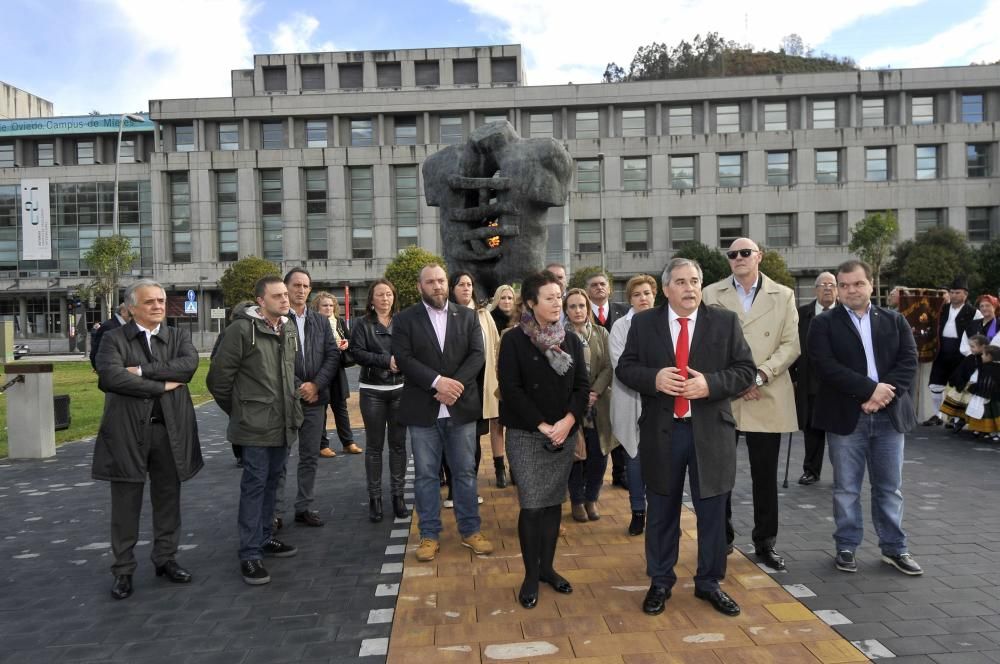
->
[233,304,289,347]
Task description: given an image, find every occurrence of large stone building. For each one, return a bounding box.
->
[0,82,52,120]
[0,44,998,348]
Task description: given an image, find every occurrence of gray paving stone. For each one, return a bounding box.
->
[833,622,898,641]
[884,619,952,637]
[881,636,952,656]
[929,654,1000,664]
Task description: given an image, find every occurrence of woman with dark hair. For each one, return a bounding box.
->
[348,279,407,522]
[563,288,612,522]
[316,293,362,458]
[441,271,500,503]
[498,270,589,609]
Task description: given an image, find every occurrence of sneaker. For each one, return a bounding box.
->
[461,532,494,555]
[835,550,857,573]
[241,559,270,585]
[262,538,298,558]
[443,499,454,508]
[882,552,923,576]
[415,538,439,562]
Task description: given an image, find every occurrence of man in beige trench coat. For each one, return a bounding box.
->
[702,237,800,571]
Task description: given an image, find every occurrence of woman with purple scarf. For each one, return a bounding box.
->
[497,270,590,609]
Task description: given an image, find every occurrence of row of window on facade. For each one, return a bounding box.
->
[574,208,1000,256]
[154,93,992,154]
[260,56,518,93]
[578,143,994,190]
[0,137,139,168]
[0,182,152,276]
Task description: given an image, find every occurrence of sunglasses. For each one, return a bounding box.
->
[726,248,757,260]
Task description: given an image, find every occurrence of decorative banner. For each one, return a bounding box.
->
[898,288,946,363]
[20,178,52,260]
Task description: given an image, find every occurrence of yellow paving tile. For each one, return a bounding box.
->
[804,639,871,663]
[715,642,822,663]
[387,624,436,647]
[477,600,563,623]
[436,620,524,646]
[655,624,755,651]
[730,572,780,590]
[742,620,840,646]
[764,602,817,622]
[387,643,480,664]
[570,632,666,657]
[481,636,574,663]
[403,574,477,593]
[623,653,724,664]
[681,604,779,630]
[603,611,696,633]
[522,615,611,639]
[395,606,478,626]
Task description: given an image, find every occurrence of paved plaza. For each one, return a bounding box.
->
[2,376,1000,663]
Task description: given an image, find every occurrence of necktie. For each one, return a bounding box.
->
[598,306,606,325]
[823,306,830,311]
[674,317,690,418]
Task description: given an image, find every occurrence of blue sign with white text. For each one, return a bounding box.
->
[0,114,154,137]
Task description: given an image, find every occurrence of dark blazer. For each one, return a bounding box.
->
[790,300,833,429]
[595,301,629,332]
[497,326,590,433]
[288,308,340,405]
[615,303,756,498]
[90,315,125,369]
[392,301,485,426]
[937,302,976,345]
[92,322,202,482]
[807,304,918,436]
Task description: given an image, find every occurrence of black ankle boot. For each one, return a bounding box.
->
[369,497,383,523]
[628,511,645,536]
[494,457,508,488]
[392,495,408,519]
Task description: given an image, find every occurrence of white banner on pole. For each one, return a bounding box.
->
[20,178,52,260]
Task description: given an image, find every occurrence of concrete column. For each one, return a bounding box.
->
[14,139,24,166]
[54,137,63,165]
[703,101,711,132]
[468,109,475,132]
[655,103,662,136]
[152,123,161,153]
[58,296,68,337]
[607,104,615,138]
[478,56,491,85]
[362,60,377,89]
[377,113,385,146]
[196,119,205,150]
[423,111,431,143]
[561,107,568,139]
[288,116,295,148]
[849,94,858,127]
[17,298,27,338]
[750,98,758,132]
[333,115,341,147]
[800,95,808,129]
[899,91,907,125]
[5,363,56,459]
[513,109,520,132]
[401,59,415,87]
[949,90,958,123]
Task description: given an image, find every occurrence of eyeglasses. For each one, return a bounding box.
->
[726,248,757,260]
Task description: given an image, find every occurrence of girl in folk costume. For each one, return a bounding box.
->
[939,334,987,432]
[964,344,1000,441]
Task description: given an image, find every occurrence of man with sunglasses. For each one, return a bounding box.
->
[702,238,800,571]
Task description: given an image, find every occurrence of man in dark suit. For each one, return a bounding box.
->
[617,258,756,617]
[90,303,131,370]
[791,272,838,485]
[392,264,491,563]
[808,259,922,576]
[92,279,201,600]
[924,276,976,426]
[586,270,630,488]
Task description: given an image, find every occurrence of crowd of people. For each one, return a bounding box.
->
[88,239,929,618]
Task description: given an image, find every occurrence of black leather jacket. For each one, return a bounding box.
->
[349,316,404,388]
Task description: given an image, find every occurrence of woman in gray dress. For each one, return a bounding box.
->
[498,270,590,608]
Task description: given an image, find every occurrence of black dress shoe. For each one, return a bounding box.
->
[369,498,383,523]
[495,467,508,488]
[726,543,735,555]
[694,588,740,616]
[540,572,572,594]
[155,560,192,583]
[111,574,133,600]
[756,547,786,571]
[518,581,539,609]
[611,477,629,490]
[295,510,325,527]
[628,511,645,536]
[798,472,819,485]
[642,585,670,615]
[921,415,943,426]
[391,495,408,519]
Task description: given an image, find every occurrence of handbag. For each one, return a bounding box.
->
[573,430,587,461]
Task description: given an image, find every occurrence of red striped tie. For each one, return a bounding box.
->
[674,317,690,418]
[598,307,606,325]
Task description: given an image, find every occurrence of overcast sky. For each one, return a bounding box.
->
[2,0,997,116]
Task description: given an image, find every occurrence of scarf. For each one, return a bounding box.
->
[520,310,573,375]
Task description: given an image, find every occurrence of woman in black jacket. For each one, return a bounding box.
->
[498,271,589,609]
[349,279,407,522]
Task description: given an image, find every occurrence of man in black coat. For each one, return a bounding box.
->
[392,264,491,563]
[92,279,202,600]
[274,268,339,528]
[617,258,755,618]
[924,276,976,425]
[808,259,922,577]
[791,272,838,485]
[89,303,131,370]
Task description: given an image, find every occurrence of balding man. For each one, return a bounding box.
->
[702,238,800,571]
[791,273,838,485]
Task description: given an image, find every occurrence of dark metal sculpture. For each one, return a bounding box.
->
[423,121,572,299]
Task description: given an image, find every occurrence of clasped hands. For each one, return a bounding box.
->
[655,366,709,399]
[434,376,464,406]
[537,414,576,446]
[862,382,896,414]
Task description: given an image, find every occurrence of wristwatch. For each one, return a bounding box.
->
[754,371,765,387]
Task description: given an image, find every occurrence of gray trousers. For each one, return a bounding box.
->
[275,402,326,517]
[110,423,181,575]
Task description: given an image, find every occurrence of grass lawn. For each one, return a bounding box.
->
[1,359,215,458]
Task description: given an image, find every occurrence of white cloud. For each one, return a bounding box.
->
[859,0,1000,68]
[269,12,337,53]
[52,0,256,114]
[453,0,923,84]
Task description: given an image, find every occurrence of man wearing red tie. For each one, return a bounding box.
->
[617,258,756,618]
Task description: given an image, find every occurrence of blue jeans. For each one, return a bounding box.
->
[626,450,647,512]
[568,427,608,504]
[238,445,288,561]
[410,418,480,540]
[827,411,908,556]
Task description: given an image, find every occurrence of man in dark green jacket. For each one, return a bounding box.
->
[207,275,304,585]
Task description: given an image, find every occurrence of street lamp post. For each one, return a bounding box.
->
[112,113,145,236]
[597,152,606,271]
